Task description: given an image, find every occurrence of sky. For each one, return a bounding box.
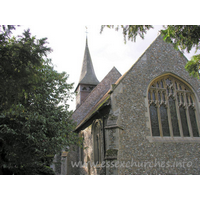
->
[1,0,199,196]
[1,0,199,195]
[12,25,199,111]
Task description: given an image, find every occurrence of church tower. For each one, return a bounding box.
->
[75,37,99,108]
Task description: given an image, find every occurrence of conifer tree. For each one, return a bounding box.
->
[0,26,77,174]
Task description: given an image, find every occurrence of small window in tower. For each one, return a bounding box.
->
[89,86,94,91]
[82,87,87,91]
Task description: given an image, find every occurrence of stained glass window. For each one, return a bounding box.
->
[177,93,180,103]
[148,91,151,101]
[158,92,161,102]
[152,91,156,101]
[160,105,170,136]
[189,107,199,137]
[181,94,184,103]
[166,78,172,85]
[162,92,165,101]
[175,82,178,89]
[169,97,180,136]
[186,95,189,104]
[167,87,169,95]
[149,75,199,139]
[161,80,164,88]
[171,88,174,95]
[179,106,189,137]
[190,96,193,104]
[150,105,160,136]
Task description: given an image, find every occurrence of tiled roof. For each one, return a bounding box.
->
[75,90,111,130]
[72,67,121,129]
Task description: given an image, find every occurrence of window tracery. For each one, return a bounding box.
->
[93,120,103,164]
[148,75,199,138]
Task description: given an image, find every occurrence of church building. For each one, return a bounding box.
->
[63,34,200,175]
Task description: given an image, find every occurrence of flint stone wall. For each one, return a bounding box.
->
[112,35,200,175]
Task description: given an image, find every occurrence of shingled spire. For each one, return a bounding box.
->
[79,37,99,85]
[75,37,99,109]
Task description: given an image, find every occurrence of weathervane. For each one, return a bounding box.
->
[85,26,88,37]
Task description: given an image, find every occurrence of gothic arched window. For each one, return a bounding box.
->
[93,120,104,164]
[148,75,200,138]
[79,132,84,163]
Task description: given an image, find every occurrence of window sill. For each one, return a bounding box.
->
[146,136,200,143]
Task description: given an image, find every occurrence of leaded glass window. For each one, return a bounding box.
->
[186,94,189,104]
[148,75,199,138]
[161,80,164,88]
[181,94,184,103]
[175,82,178,89]
[152,91,156,101]
[150,104,160,136]
[169,97,180,136]
[93,120,104,164]
[190,96,193,104]
[167,87,169,95]
[179,106,189,137]
[160,105,170,136]
[162,92,165,102]
[171,87,174,95]
[177,93,180,104]
[158,92,161,102]
[148,91,151,101]
[189,107,199,137]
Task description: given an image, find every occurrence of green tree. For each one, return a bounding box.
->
[0,26,77,174]
[100,25,200,78]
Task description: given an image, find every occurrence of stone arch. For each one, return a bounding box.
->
[146,72,200,101]
[145,73,200,139]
